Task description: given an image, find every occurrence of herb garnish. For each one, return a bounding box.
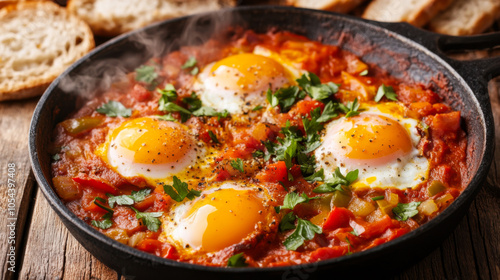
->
[313,168,358,194]
[275,192,318,213]
[91,197,114,229]
[230,158,245,173]
[96,101,132,118]
[227,253,248,267]
[107,189,151,208]
[208,130,219,144]
[359,69,369,76]
[392,202,421,221]
[135,65,158,85]
[181,57,199,75]
[283,218,322,251]
[375,84,398,102]
[266,86,306,112]
[371,195,385,201]
[297,72,339,102]
[162,176,201,202]
[131,207,162,232]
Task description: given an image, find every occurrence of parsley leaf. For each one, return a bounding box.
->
[91,216,113,230]
[304,168,325,182]
[339,98,360,118]
[181,57,199,76]
[157,84,177,108]
[192,106,229,119]
[266,86,305,112]
[135,65,158,85]
[313,168,358,193]
[297,72,339,101]
[156,114,176,121]
[208,130,219,144]
[230,158,245,173]
[316,101,339,123]
[131,207,162,232]
[279,212,297,232]
[162,176,201,202]
[182,93,202,112]
[227,253,248,267]
[252,150,265,158]
[107,194,134,208]
[252,105,263,111]
[181,57,197,69]
[107,189,151,208]
[96,101,132,118]
[275,192,318,213]
[392,202,421,221]
[350,228,359,236]
[91,198,114,229]
[284,218,322,251]
[159,102,192,122]
[375,84,398,102]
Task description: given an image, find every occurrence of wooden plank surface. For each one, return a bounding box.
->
[0,99,38,279]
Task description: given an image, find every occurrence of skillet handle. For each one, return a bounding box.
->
[367,21,500,85]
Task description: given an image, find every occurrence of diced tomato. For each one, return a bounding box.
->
[310,246,348,262]
[113,206,143,235]
[81,189,108,213]
[72,176,118,195]
[430,111,461,139]
[356,215,394,239]
[136,239,164,256]
[131,84,151,102]
[256,161,288,183]
[215,169,231,181]
[323,207,354,231]
[289,100,325,118]
[133,194,156,212]
[161,243,179,260]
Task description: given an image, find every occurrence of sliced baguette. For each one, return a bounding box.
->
[287,0,366,13]
[67,0,237,37]
[428,0,500,35]
[0,1,94,101]
[362,0,454,27]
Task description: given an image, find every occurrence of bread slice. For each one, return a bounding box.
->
[287,0,366,13]
[67,0,237,37]
[428,0,500,35]
[0,1,94,101]
[362,0,454,27]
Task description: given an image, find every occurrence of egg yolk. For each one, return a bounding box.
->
[335,114,412,165]
[210,53,289,91]
[109,117,195,165]
[179,188,266,252]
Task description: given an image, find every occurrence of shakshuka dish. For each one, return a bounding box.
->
[50,30,467,267]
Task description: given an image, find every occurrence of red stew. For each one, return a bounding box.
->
[50,30,467,267]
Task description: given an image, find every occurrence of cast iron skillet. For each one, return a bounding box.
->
[29,6,498,279]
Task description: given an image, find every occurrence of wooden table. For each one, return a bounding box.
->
[1,50,499,280]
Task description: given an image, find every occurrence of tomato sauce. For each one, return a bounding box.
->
[50,30,467,267]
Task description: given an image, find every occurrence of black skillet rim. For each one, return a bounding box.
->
[29,5,495,275]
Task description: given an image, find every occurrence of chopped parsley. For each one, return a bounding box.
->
[96,101,132,118]
[303,168,325,182]
[375,84,398,102]
[107,189,152,208]
[283,218,322,251]
[181,57,199,75]
[91,197,114,230]
[135,65,158,85]
[51,154,61,162]
[392,202,421,221]
[279,212,297,232]
[275,192,318,213]
[350,228,359,236]
[230,158,245,173]
[359,69,368,76]
[227,253,248,267]
[313,168,358,194]
[252,105,264,111]
[162,176,201,202]
[156,114,176,121]
[296,72,339,102]
[339,98,360,118]
[208,130,219,144]
[371,195,385,201]
[131,207,162,232]
[266,86,306,112]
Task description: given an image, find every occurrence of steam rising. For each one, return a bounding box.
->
[57,8,240,102]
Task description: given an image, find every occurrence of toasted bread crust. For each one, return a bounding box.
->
[429,0,500,35]
[288,0,366,13]
[362,0,454,27]
[0,1,94,101]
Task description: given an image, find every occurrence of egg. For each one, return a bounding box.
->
[315,102,429,190]
[160,181,276,255]
[193,52,297,115]
[95,117,209,185]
